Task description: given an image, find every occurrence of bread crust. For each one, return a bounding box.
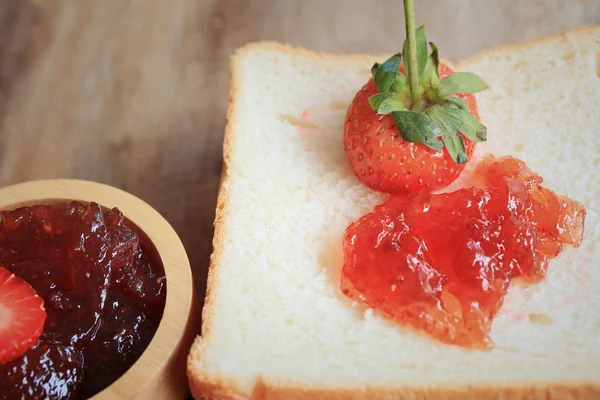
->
[187,27,600,400]
[456,25,600,70]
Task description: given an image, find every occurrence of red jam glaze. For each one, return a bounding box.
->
[0,202,166,400]
[1,344,83,399]
[341,155,585,348]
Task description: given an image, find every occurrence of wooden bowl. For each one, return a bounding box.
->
[0,179,199,399]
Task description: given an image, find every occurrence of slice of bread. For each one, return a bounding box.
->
[188,27,600,399]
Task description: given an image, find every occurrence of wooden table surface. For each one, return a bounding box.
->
[1,0,598,306]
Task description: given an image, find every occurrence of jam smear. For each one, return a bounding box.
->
[341,155,585,348]
[0,202,166,400]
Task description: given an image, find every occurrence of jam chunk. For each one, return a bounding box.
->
[341,155,585,348]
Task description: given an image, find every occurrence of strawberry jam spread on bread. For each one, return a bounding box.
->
[0,202,166,399]
[341,22,586,348]
[341,155,585,348]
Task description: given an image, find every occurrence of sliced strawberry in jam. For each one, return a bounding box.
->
[341,155,586,348]
[0,202,111,347]
[0,267,46,363]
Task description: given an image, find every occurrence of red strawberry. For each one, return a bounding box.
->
[0,266,46,364]
[344,27,488,194]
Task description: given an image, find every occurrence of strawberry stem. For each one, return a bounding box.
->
[403,0,420,112]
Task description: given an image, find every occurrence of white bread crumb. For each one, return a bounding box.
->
[188,28,600,399]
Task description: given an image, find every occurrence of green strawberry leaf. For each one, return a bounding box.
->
[421,42,440,87]
[426,105,454,133]
[392,111,443,143]
[370,62,380,78]
[441,106,487,142]
[373,53,401,93]
[369,93,407,114]
[415,26,428,79]
[369,92,395,112]
[437,72,489,97]
[429,42,439,75]
[445,96,469,111]
[390,73,408,93]
[442,132,468,164]
[421,59,435,87]
[422,137,444,151]
[426,106,473,164]
[428,105,486,143]
[402,25,428,83]
[378,95,408,114]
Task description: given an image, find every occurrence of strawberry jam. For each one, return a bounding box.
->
[0,202,166,399]
[341,155,585,348]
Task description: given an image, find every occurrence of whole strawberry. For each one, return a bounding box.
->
[344,27,488,194]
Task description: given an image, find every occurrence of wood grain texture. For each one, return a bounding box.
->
[0,0,598,320]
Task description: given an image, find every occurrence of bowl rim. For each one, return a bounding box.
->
[0,178,194,399]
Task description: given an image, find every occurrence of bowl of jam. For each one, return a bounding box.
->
[0,179,198,400]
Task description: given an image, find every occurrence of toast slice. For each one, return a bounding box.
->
[188,27,600,399]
